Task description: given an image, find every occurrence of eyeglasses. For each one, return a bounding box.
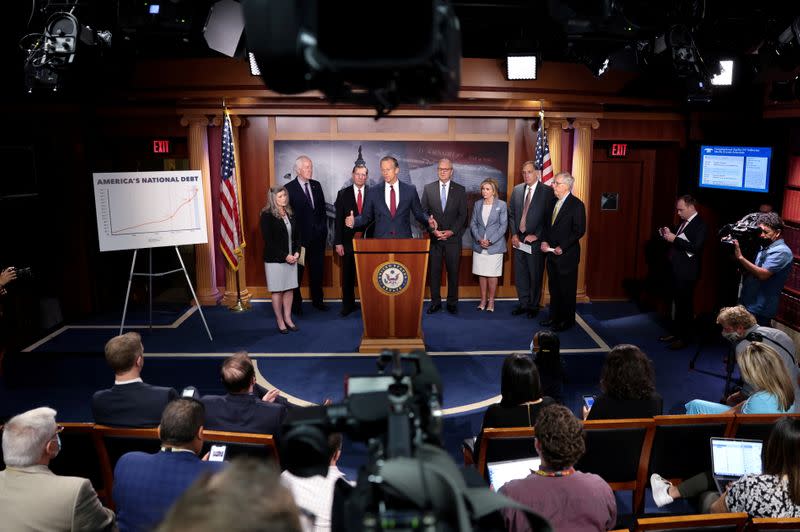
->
[553,181,566,186]
[354,173,367,177]
[438,168,453,172]
[52,425,64,438]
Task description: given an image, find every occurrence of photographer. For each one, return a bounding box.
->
[730,213,793,326]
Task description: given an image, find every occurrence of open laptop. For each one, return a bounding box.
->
[710,437,763,493]
[487,456,541,491]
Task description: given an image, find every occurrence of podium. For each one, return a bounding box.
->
[353,238,430,353]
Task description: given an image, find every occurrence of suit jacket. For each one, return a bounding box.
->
[421,180,468,242]
[334,185,371,252]
[470,199,508,254]
[354,180,430,239]
[260,211,300,263]
[92,381,178,428]
[543,193,587,269]
[508,181,555,242]
[285,177,328,247]
[113,451,224,532]
[0,465,116,531]
[669,215,707,281]
[201,393,287,435]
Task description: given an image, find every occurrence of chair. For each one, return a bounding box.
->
[648,414,735,484]
[202,430,280,466]
[49,423,108,503]
[748,517,800,530]
[474,426,536,480]
[730,413,800,442]
[92,425,161,508]
[575,418,656,514]
[633,512,749,532]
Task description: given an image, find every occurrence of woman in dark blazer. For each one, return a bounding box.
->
[470,178,507,312]
[260,186,301,334]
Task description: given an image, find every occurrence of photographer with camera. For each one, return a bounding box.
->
[729,212,793,326]
[0,266,17,295]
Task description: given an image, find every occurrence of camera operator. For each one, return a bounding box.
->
[716,305,799,411]
[0,266,16,296]
[729,212,793,326]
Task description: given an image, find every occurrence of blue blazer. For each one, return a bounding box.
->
[201,393,286,435]
[113,450,224,532]
[92,382,178,428]
[354,180,430,238]
[470,199,507,254]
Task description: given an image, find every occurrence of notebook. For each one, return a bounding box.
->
[710,437,763,493]
[487,456,541,491]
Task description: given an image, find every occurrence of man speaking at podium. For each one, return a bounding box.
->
[345,156,435,238]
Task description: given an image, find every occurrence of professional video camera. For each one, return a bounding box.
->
[280,350,550,532]
[719,212,763,250]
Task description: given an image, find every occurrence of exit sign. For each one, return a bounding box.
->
[609,143,629,158]
[153,140,170,153]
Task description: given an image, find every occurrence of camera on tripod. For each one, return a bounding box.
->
[719,212,762,255]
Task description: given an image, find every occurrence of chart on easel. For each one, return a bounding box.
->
[93,170,209,251]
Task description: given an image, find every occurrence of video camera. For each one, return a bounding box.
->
[719,212,763,254]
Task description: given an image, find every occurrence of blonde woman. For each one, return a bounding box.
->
[470,178,507,312]
[686,342,795,414]
[260,186,301,334]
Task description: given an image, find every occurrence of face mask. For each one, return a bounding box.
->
[759,237,772,248]
[722,332,740,343]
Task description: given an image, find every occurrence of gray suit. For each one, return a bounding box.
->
[507,181,555,310]
[421,180,468,305]
[0,465,116,531]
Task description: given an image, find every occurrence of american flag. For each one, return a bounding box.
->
[535,124,554,186]
[219,111,245,270]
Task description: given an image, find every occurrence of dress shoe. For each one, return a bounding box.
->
[312,302,329,311]
[278,327,289,335]
[486,303,495,313]
[551,322,573,332]
[539,318,554,327]
[668,339,688,350]
[447,304,458,315]
[288,325,299,332]
[511,306,527,316]
[476,303,485,311]
[659,334,676,342]
[527,308,540,319]
[426,303,442,314]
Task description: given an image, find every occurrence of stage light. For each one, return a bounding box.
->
[506,55,538,80]
[248,52,261,76]
[710,60,733,86]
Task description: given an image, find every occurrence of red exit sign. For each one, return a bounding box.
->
[609,143,628,157]
[153,140,170,153]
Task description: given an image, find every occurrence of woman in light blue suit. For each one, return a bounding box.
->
[470,178,507,312]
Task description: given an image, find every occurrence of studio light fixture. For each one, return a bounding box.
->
[248,51,261,76]
[506,54,538,80]
[710,59,733,86]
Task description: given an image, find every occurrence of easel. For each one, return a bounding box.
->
[120,246,213,340]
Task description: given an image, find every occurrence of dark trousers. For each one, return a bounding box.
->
[672,277,696,341]
[341,249,357,310]
[546,255,578,325]
[429,240,461,305]
[513,248,546,309]
[293,238,325,309]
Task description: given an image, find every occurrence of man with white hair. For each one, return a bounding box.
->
[0,407,116,531]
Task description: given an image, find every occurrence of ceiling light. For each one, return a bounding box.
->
[506,55,538,80]
[248,52,261,76]
[710,60,733,86]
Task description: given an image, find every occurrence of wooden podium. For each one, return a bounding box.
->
[353,238,430,353]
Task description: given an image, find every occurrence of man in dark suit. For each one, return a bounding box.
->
[286,155,328,313]
[92,332,178,427]
[508,161,555,318]
[540,172,586,332]
[658,194,707,349]
[334,164,370,316]
[200,352,287,435]
[421,158,468,314]
[112,398,224,532]
[345,156,434,238]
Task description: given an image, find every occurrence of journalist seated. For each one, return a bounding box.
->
[112,398,225,532]
[500,404,617,531]
[0,407,116,531]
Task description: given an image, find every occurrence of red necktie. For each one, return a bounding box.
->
[389,185,396,218]
[357,188,363,215]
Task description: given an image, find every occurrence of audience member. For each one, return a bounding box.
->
[0,407,116,531]
[686,342,795,415]
[201,352,287,434]
[651,416,800,517]
[585,344,662,420]
[112,398,225,532]
[156,459,302,532]
[531,330,566,403]
[281,433,353,532]
[500,404,617,531]
[93,332,178,427]
[470,177,507,312]
[716,305,799,410]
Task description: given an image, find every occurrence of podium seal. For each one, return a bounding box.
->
[373,261,410,296]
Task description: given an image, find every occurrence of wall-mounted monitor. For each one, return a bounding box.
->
[699,145,771,193]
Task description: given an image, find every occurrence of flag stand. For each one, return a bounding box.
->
[119,246,213,340]
[228,264,249,312]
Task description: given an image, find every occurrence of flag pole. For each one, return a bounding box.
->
[229,257,247,312]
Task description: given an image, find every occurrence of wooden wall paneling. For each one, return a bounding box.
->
[594,117,685,143]
[241,116,271,294]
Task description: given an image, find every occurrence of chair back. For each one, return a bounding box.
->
[634,512,748,532]
[476,427,536,479]
[93,425,161,506]
[49,423,106,499]
[731,413,800,442]
[748,517,800,530]
[202,430,279,466]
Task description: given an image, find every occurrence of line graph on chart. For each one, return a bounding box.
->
[109,185,201,235]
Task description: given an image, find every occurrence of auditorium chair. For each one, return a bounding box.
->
[474,426,536,479]
[730,413,800,442]
[50,423,108,502]
[92,425,161,508]
[633,512,749,532]
[201,430,280,466]
[748,517,800,530]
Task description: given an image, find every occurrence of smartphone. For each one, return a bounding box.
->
[582,395,595,409]
[208,444,227,462]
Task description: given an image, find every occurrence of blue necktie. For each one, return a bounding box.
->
[304,182,313,208]
[440,183,447,211]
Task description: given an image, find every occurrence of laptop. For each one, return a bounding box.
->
[487,456,541,491]
[710,437,763,493]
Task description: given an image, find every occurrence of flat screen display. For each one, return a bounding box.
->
[699,145,771,193]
